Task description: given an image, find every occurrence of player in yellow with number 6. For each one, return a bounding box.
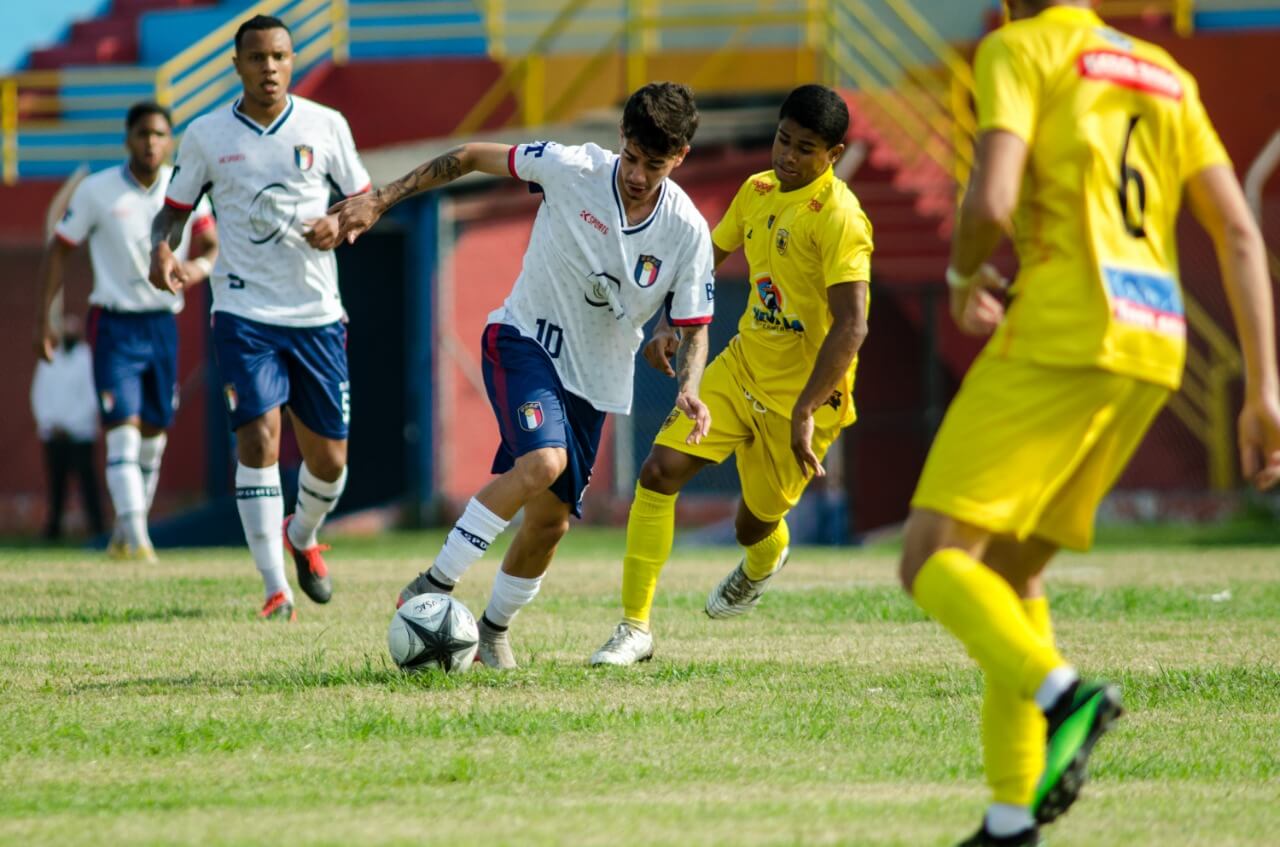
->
[899,2,1280,844]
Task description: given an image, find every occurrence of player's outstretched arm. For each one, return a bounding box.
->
[329,143,513,243]
[33,238,75,362]
[674,324,711,445]
[149,205,193,294]
[789,281,869,478]
[1187,163,1280,489]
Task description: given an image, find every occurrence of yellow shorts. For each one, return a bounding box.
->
[653,352,842,523]
[911,352,1169,551]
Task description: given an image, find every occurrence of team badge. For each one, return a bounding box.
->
[518,401,544,432]
[660,408,680,431]
[294,144,314,172]
[99,391,114,414]
[775,227,790,255]
[634,254,662,288]
[224,383,239,413]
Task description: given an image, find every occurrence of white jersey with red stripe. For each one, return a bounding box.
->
[497,141,715,414]
[165,95,371,328]
[55,163,213,314]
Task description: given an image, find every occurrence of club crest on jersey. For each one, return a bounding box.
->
[223,383,239,413]
[634,255,662,288]
[518,401,545,432]
[294,145,314,171]
[775,228,790,255]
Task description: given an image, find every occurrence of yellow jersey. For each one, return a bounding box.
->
[976,5,1230,390]
[711,166,873,427]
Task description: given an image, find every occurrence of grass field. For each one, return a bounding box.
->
[1,527,1277,846]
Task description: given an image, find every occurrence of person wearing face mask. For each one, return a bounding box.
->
[30,315,106,540]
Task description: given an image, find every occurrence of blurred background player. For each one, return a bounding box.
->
[150,15,371,621]
[897,2,1280,844]
[590,84,872,666]
[30,314,105,541]
[331,82,716,669]
[35,101,216,561]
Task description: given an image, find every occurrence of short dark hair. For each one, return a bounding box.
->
[621,82,699,158]
[125,101,172,132]
[778,85,849,148]
[235,15,291,51]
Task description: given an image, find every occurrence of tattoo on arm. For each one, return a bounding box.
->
[676,327,709,394]
[376,146,465,208]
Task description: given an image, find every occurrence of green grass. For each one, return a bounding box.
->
[0,530,1277,845]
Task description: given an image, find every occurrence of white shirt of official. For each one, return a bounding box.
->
[165,95,371,328]
[498,141,716,414]
[31,342,99,442]
[55,164,212,314]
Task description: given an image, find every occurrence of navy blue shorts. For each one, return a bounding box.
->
[88,308,179,428]
[212,312,350,440]
[481,323,606,518]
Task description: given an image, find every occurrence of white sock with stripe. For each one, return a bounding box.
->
[138,433,167,515]
[105,426,147,548]
[236,463,290,601]
[288,463,347,550]
[428,497,509,588]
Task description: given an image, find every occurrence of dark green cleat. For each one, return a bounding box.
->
[956,825,1042,846]
[1034,680,1124,824]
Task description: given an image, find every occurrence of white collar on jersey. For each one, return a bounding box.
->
[231,96,295,136]
[120,163,163,193]
[610,158,666,235]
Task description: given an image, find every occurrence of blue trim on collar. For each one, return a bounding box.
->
[232,96,294,136]
[611,158,665,235]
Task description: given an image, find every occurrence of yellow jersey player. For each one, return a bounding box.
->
[899,2,1280,845]
[591,84,872,666]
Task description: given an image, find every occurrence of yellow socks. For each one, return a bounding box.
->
[742,519,790,581]
[912,548,1066,699]
[620,483,678,632]
[983,596,1054,806]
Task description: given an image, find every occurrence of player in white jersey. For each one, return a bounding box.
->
[331,82,716,668]
[36,101,217,561]
[150,15,372,622]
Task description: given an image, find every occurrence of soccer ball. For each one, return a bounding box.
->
[388,593,479,673]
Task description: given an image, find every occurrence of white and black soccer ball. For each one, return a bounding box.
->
[388,593,479,673]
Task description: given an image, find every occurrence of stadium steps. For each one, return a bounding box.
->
[27,0,216,69]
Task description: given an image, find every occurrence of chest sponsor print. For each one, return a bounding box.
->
[1101,264,1185,337]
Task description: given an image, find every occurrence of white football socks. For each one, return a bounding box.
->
[138,433,167,514]
[482,570,543,629]
[428,497,509,587]
[288,463,347,550]
[105,426,148,548]
[235,463,289,601]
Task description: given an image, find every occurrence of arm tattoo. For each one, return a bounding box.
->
[676,326,709,394]
[151,205,189,251]
[377,146,465,208]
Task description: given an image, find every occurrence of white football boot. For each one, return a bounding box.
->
[704,546,791,619]
[589,622,654,666]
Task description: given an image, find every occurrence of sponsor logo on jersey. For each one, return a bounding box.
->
[518,401,545,432]
[752,275,806,334]
[634,254,662,287]
[1101,264,1186,337]
[585,271,622,310]
[248,183,299,245]
[1078,50,1183,101]
[580,209,609,235]
[294,145,314,171]
[223,383,239,412]
[808,198,824,212]
[752,179,775,194]
[775,227,790,255]
[218,153,246,164]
